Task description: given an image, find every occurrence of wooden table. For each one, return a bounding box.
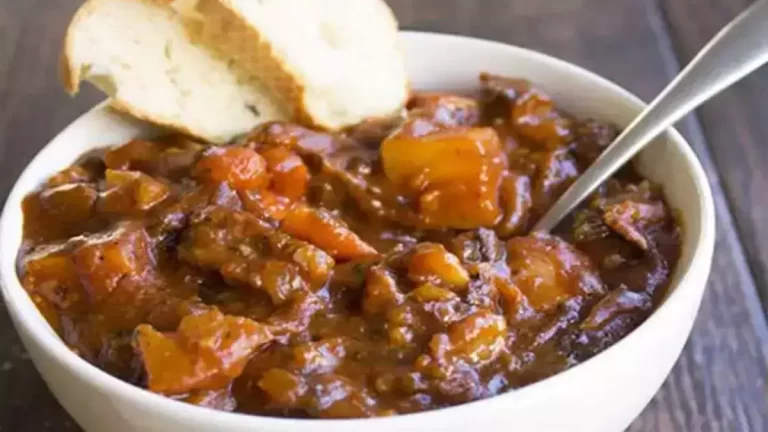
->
[1,1,767,430]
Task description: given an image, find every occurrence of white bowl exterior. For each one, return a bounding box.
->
[0,33,714,432]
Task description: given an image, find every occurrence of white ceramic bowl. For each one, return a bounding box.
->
[0,32,715,432]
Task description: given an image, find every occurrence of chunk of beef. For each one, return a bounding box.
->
[344,115,406,149]
[569,119,619,168]
[564,288,653,361]
[179,207,334,304]
[532,148,580,212]
[407,92,481,127]
[99,170,170,215]
[72,224,155,304]
[104,137,203,179]
[496,173,532,237]
[602,200,667,251]
[449,228,506,266]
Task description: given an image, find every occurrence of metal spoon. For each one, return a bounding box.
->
[532,0,768,232]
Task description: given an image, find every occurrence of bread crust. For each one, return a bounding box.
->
[60,0,262,143]
[60,0,95,94]
[184,0,313,126]
[185,0,406,130]
[61,0,407,141]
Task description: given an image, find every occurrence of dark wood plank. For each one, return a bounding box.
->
[0,0,101,199]
[0,1,98,430]
[0,0,766,431]
[660,0,768,320]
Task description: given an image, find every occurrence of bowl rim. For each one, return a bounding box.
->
[0,31,715,429]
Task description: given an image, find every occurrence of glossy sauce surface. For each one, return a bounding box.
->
[18,74,680,418]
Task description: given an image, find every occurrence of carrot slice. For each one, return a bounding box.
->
[281,206,378,261]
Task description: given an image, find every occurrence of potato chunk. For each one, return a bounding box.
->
[448,311,507,362]
[410,284,459,303]
[407,243,470,289]
[381,127,506,229]
[382,127,503,188]
[418,179,503,229]
[258,368,307,406]
[135,309,274,395]
[429,310,507,365]
[506,233,604,311]
[40,183,98,223]
[22,244,84,311]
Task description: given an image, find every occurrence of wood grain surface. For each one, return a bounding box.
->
[661,0,768,319]
[0,0,767,431]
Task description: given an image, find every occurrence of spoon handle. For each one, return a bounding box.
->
[532,0,768,233]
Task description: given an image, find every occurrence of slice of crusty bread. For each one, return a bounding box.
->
[62,0,288,144]
[173,0,409,131]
